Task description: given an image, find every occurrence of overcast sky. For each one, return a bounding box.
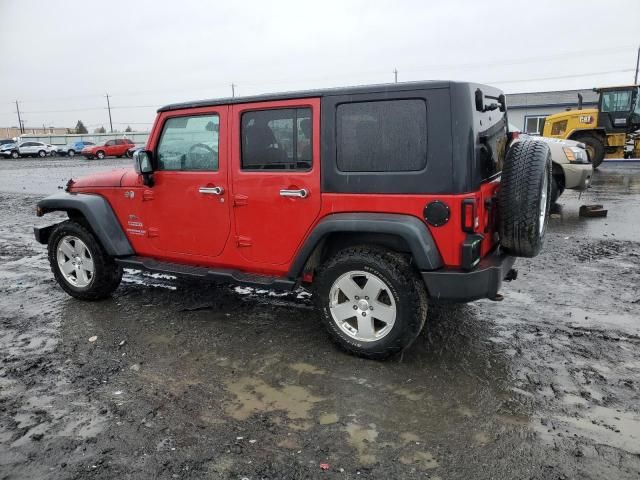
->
[0,0,638,131]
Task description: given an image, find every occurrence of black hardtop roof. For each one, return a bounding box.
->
[158,80,460,112]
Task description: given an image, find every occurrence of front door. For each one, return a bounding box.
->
[143,108,230,260]
[230,99,321,266]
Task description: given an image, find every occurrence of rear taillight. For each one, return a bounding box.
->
[508,131,520,142]
[461,198,478,233]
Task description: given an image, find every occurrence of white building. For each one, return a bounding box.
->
[505,89,599,135]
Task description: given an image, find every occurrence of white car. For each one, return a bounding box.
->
[0,141,56,159]
[509,125,592,203]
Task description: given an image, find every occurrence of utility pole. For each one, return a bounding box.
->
[393,68,398,83]
[231,83,236,98]
[635,45,640,84]
[15,101,23,134]
[105,93,113,133]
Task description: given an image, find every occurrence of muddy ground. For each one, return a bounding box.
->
[0,158,639,480]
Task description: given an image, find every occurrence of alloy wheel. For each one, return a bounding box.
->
[328,270,396,342]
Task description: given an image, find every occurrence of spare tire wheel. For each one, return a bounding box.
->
[498,140,552,258]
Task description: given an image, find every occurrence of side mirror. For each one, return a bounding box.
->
[133,149,154,186]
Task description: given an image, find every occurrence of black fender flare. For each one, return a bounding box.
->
[287,213,443,278]
[35,192,134,256]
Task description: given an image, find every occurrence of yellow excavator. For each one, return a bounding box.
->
[542,85,640,168]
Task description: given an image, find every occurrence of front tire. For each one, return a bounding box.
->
[96,151,105,160]
[573,132,605,169]
[315,246,428,359]
[68,149,75,157]
[11,151,19,159]
[550,175,564,204]
[48,220,123,300]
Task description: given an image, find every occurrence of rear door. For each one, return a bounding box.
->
[104,140,116,156]
[230,99,321,265]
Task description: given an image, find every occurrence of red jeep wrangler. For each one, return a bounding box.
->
[35,82,551,359]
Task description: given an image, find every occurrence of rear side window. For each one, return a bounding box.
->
[336,99,427,172]
[241,108,312,170]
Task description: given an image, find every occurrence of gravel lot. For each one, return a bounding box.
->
[0,157,639,479]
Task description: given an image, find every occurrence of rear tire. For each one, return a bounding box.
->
[573,132,605,169]
[48,220,123,300]
[68,149,75,157]
[314,246,427,359]
[11,150,19,159]
[38,150,46,158]
[96,151,105,160]
[499,140,552,258]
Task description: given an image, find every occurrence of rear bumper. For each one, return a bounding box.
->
[421,250,516,302]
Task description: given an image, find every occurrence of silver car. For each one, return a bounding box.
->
[0,141,56,159]
[510,125,592,203]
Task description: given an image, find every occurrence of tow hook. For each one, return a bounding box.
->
[504,268,518,282]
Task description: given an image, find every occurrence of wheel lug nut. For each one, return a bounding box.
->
[355,296,359,300]
[361,312,366,316]
[370,306,374,310]
[353,305,358,310]
[365,296,369,300]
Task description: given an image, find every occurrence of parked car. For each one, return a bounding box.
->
[81,138,134,159]
[126,145,143,158]
[0,142,17,158]
[35,81,551,359]
[0,138,15,147]
[56,141,95,157]
[509,125,592,203]
[0,141,55,159]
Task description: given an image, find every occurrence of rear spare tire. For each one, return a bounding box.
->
[499,140,552,258]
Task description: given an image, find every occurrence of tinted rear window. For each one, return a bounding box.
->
[336,99,427,172]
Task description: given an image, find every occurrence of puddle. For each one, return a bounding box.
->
[224,377,326,421]
[319,413,339,425]
[345,423,378,465]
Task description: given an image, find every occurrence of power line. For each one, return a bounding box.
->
[2,44,635,105]
[488,68,635,85]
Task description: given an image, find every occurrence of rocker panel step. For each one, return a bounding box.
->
[116,256,296,290]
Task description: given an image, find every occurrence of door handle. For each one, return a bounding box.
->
[279,188,308,198]
[199,186,224,195]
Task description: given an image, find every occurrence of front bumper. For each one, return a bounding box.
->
[421,250,516,302]
[561,163,592,191]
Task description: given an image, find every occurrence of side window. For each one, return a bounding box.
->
[241,108,311,170]
[157,114,219,171]
[115,139,123,145]
[105,140,115,146]
[336,99,427,172]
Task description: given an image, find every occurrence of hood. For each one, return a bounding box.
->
[68,168,131,189]
[533,136,585,149]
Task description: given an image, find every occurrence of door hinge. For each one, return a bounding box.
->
[148,227,159,238]
[235,235,252,247]
[143,190,154,201]
[233,194,248,206]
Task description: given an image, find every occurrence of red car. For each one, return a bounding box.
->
[35,81,551,359]
[81,138,134,159]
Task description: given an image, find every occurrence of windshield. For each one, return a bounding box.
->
[601,89,633,113]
